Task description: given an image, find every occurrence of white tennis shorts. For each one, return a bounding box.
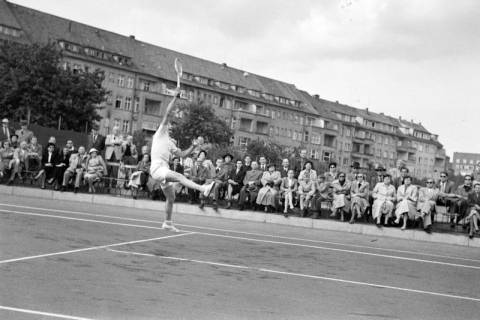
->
[150,164,169,184]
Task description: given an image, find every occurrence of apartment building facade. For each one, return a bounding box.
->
[0,0,447,178]
[452,152,480,176]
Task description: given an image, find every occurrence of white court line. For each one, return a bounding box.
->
[2,208,480,270]
[0,232,194,264]
[0,305,95,320]
[1,202,479,264]
[107,248,480,303]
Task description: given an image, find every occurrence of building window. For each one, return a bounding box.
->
[143,81,151,92]
[239,137,250,147]
[118,75,125,87]
[124,97,132,111]
[133,97,140,113]
[113,119,120,128]
[323,151,332,162]
[115,96,123,109]
[231,117,237,130]
[213,96,218,105]
[304,130,309,142]
[127,77,134,89]
[122,120,130,132]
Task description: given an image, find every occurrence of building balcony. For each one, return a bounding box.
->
[397,141,416,153]
[351,151,373,158]
[435,149,446,160]
[353,136,373,145]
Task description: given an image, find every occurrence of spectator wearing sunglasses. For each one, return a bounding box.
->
[452,174,474,228]
[416,179,439,233]
[436,171,459,226]
[324,162,338,183]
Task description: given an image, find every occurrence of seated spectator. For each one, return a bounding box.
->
[121,135,138,165]
[256,163,281,212]
[349,173,370,224]
[466,182,480,239]
[372,174,396,226]
[223,153,235,175]
[330,172,351,221]
[201,158,228,210]
[280,169,298,217]
[10,134,19,149]
[311,175,332,219]
[436,171,457,221]
[37,143,60,189]
[188,155,209,204]
[54,147,70,190]
[170,156,184,196]
[238,161,263,211]
[26,136,42,172]
[394,175,418,230]
[129,153,151,199]
[298,161,317,217]
[1,141,15,183]
[190,136,212,159]
[15,120,33,143]
[62,146,88,193]
[226,160,245,209]
[258,156,268,172]
[65,139,76,155]
[324,162,338,183]
[416,179,439,233]
[8,141,29,184]
[84,148,107,193]
[451,175,474,228]
[243,155,252,171]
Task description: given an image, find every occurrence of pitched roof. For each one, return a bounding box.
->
[0,0,21,29]
[6,1,314,113]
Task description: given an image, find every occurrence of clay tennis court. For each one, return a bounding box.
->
[1,194,479,320]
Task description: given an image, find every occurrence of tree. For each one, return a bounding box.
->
[0,41,107,131]
[170,100,233,149]
[246,140,290,164]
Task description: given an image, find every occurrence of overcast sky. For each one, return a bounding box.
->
[12,0,480,157]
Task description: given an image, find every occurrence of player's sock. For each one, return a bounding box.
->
[203,181,215,197]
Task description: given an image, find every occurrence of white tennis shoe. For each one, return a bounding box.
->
[203,181,215,198]
[162,221,180,232]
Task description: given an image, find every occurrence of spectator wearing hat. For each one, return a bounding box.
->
[349,173,370,224]
[298,161,317,217]
[238,161,263,210]
[225,159,246,209]
[37,143,61,189]
[62,146,88,193]
[84,148,107,193]
[0,118,13,143]
[466,181,480,239]
[256,163,281,212]
[347,162,361,182]
[416,178,439,233]
[371,174,396,226]
[324,162,338,183]
[223,153,235,174]
[87,127,106,155]
[15,120,33,144]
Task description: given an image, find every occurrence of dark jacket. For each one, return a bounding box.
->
[228,166,246,186]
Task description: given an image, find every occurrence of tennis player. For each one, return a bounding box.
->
[150,87,215,231]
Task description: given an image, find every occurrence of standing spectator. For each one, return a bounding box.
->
[298,161,317,217]
[451,175,474,228]
[346,162,361,182]
[226,160,245,209]
[0,118,13,142]
[26,136,42,172]
[256,163,281,212]
[65,140,76,155]
[279,158,291,178]
[1,140,15,180]
[38,143,60,189]
[394,176,418,230]
[293,149,308,177]
[349,173,370,224]
[47,136,61,157]
[393,166,409,190]
[87,127,106,155]
[62,146,88,193]
[280,169,298,217]
[15,120,33,143]
[416,179,439,233]
[84,148,107,193]
[466,182,480,239]
[243,155,252,171]
[238,161,263,210]
[105,126,123,186]
[129,153,151,199]
[372,174,396,226]
[190,136,212,159]
[121,135,138,165]
[324,162,338,183]
[258,156,267,171]
[330,172,351,221]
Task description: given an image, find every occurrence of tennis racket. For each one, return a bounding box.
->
[174,58,183,89]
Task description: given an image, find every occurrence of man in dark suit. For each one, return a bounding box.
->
[238,161,263,210]
[0,118,13,143]
[170,156,184,174]
[87,128,106,156]
[54,146,71,190]
[188,159,209,204]
[293,149,308,177]
[393,166,409,189]
[436,171,458,225]
[37,143,61,189]
[466,182,480,238]
[201,158,229,210]
[226,159,246,209]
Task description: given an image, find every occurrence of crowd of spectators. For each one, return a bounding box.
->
[1,117,479,239]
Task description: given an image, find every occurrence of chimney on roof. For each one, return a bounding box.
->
[221,63,227,69]
[129,35,135,40]
[68,21,72,33]
[313,94,320,100]
[335,100,339,104]
[243,71,249,77]
[366,107,369,114]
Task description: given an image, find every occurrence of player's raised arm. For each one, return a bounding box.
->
[157,87,180,132]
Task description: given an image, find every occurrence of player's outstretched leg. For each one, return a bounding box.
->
[165,170,215,197]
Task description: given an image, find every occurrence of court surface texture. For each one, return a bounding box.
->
[1,194,479,320]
